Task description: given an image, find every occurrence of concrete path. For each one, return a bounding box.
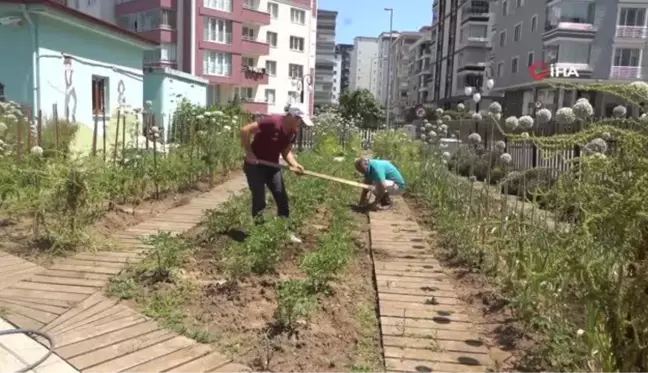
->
[369,197,494,372]
[0,175,250,373]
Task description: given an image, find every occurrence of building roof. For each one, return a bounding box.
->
[1,0,157,48]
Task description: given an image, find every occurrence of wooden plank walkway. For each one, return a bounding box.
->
[369,197,494,372]
[0,175,250,373]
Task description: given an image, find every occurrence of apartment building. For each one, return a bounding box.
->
[405,28,434,110]
[376,32,400,106]
[67,0,317,115]
[428,0,497,110]
[491,0,648,117]
[335,43,353,93]
[332,54,342,102]
[349,36,379,96]
[389,31,425,118]
[314,9,337,107]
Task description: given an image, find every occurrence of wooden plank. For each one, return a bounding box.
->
[56,259,125,269]
[40,270,112,281]
[56,315,146,347]
[83,335,194,372]
[54,308,134,336]
[72,254,138,264]
[128,343,213,372]
[0,288,87,302]
[0,267,42,290]
[3,311,44,330]
[170,351,231,373]
[26,275,106,288]
[10,281,96,294]
[0,256,24,268]
[1,301,58,324]
[209,362,251,372]
[57,321,161,359]
[45,298,119,334]
[41,292,105,332]
[0,297,68,314]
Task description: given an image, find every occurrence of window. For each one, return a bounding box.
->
[204,17,233,43]
[288,91,299,103]
[613,48,641,66]
[527,51,534,66]
[91,76,108,115]
[289,64,303,78]
[0,82,4,102]
[290,8,305,24]
[265,89,275,103]
[499,31,506,47]
[514,23,522,41]
[116,9,176,32]
[204,0,232,12]
[531,15,537,32]
[144,43,177,63]
[619,8,646,26]
[203,51,232,76]
[235,87,254,100]
[266,31,278,47]
[516,0,523,7]
[242,26,254,41]
[497,61,504,77]
[502,0,508,16]
[557,42,591,63]
[511,57,519,73]
[243,0,257,8]
[242,57,255,67]
[267,2,278,18]
[290,36,304,51]
[265,60,277,75]
[468,24,488,38]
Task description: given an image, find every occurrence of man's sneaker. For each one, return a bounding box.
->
[378,203,393,210]
[380,194,393,206]
[288,232,303,243]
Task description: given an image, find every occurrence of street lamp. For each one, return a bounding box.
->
[464,66,495,132]
[384,7,394,129]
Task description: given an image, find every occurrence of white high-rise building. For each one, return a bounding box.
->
[349,36,379,97]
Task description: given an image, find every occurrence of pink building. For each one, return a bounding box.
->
[69,0,317,114]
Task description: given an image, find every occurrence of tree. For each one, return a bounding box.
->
[338,89,384,129]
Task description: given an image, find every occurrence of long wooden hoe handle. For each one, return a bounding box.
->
[256,160,372,190]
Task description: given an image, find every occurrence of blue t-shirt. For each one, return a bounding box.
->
[366,159,406,189]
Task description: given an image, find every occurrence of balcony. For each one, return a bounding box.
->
[242,101,269,114]
[241,3,271,25]
[610,66,644,80]
[616,26,648,40]
[240,66,269,84]
[543,20,596,42]
[241,37,270,55]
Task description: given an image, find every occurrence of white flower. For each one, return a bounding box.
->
[556,107,576,125]
[494,140,506,151]
[519,115,534,130]
[601,132,611,140]
[469,175,477,182]
[420,134,427,140]
[0,122,6,133]
[585,138,607,154]
[223,125,231,131]
[424,122,432,129]
[500,153,512,164]
[150,126,159,133]
[436,119,443,125]
[520,132,529,139]
[613,105,627,118]
[505,116,519,130]
[535,108,552,124]
[490,112,502,121]
[196,115,204,120]
[576,329,585,338]
[457,103,465,110]
[442,151,451,159]
[439,124,448,132]
[435,108,443,115]
[30,146,43,156]
[641,113,648,122]
[468,132,481,144]
[488,102,502,114]
[572,99,594,119]
[428,131,437,137]
[472,113,482,121]
[196,130,207,138]
[630,81,648,97]
[443,115,452,122]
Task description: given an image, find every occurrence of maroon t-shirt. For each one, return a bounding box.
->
[251,115,297,163]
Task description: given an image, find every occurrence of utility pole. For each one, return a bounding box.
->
[384,8,393,129]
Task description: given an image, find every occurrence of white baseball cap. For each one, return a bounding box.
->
[287,104,314,127]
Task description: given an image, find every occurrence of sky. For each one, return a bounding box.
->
[318,0,433,44]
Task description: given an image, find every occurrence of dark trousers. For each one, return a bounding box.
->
[243,163,290,220]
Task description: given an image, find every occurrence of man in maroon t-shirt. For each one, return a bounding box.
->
[240,104,313,243]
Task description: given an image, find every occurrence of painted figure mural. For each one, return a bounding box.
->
[64,56,77,122]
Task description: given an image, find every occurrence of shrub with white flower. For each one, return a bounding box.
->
[468,132,482,144]
[500,152,512,164]
[457,103,465,111]
[630,81,648,97]
[494,140,506,151]
[435,108,443,116]
[472,113,482,121]
[601,132,611,140]
[505,116,519,130]
[490,112,502,121]
[519,115,534,130]
[584,138,608,154]
[443,115,452,122]
[572,99,594,119]
[520,132,530,139]
[536,108,552,124]
[442,151,451,159]
[30,146,43,156]
[488,102,502,114]
[556,107,576,125]
[613,105,627,118]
